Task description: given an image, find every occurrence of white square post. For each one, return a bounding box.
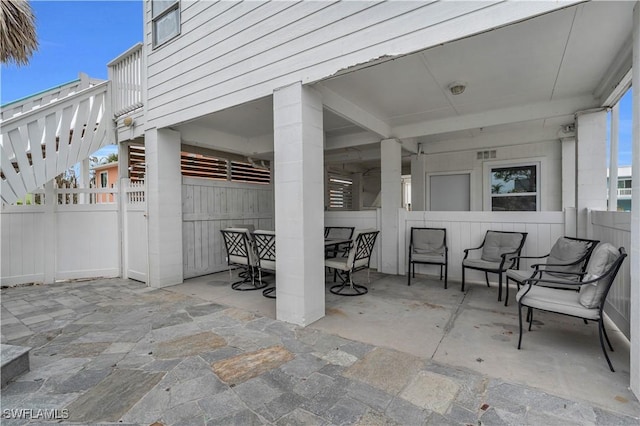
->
[575,110,608,237]
[273,82,325,326]
[411,153,426,211]
[145,128,183,288]
[380,138,402,274]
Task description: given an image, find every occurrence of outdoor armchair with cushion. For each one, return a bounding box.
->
[407,227,448,288]
[324,226,355,258]
[461,230,527,305]
[325,229,379,296]
[516,243,627,372]
[506,236,599,293]
[220,228,267,291]
[253,230,276,298]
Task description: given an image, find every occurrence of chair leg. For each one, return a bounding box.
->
[485,272,491,287]
[599,319,615,372]
[439,265,443,280]
[601,321,615,352]
[498,273,503,303]
[517,303,524,349]
[461,266,466,292]
[444,263,448,290]
[407,262,412,286]
[528,308,533,331]
[503,274,509,307]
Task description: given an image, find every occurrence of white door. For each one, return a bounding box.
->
[429,174,470,211]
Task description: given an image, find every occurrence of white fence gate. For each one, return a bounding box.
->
[182,177,274,279]
[123,180,147,283]
[1,184,119,286]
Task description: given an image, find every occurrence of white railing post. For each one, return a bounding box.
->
[43,181,56,284]
[609,103,620,211]
[108,43,144,118]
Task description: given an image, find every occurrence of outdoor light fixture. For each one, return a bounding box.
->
[448,82,466,95]
[123,116,134,127]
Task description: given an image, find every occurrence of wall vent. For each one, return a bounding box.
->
[477,150,497,160]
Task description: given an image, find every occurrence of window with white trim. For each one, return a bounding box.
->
[328,173,353,210]
[490,164,538,211]
[152,0,180,47]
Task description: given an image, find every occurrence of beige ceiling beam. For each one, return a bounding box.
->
[317,84,392,139]
[393,94,595,139]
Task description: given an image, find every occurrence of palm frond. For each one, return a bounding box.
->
[0,0,38,66]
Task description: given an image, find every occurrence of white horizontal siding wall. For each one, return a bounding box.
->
[423,134,562,211]
[399,210,568,284]
[590,210,631,339]
[145,1,579,129]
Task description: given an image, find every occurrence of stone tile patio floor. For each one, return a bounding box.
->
[0,278,638,425]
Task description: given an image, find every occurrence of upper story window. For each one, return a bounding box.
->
[490,164,538,211]
[152,0,180,47]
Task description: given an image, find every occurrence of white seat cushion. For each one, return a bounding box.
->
[325,257,349,272]
[463,258,502,271]
[516,285,599,321]
[411,253,445,263]
[506,269,533,282]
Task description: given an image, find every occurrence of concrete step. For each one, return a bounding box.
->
[1,344,31,387]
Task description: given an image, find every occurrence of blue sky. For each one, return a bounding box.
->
[611,89,633,167]
[1,0,143,158]
[0,1,633,165]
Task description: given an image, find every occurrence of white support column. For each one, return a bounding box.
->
[410,153,426,211]
[629,1,640,399]
[273,82,325,326]
[609,104,620,211]
[575,110,608,237]
[145,128,183,288]
[380,138,402,274]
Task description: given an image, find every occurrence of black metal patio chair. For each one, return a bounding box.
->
[220,228,266,291]
[407,227,448,288]
[516,244,626,372]
[461,230,527,305]
[325,229,379,296]
[253,230,276,298]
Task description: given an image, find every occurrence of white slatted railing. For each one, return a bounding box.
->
[0,82,112,205]
[0,74,101,121]
[108,43,144,117]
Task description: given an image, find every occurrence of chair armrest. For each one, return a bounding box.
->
[522,276,584,288]
[512,254,550,261]
[463,245,483,259]
[500,249,524,268]
[532,258,585,269]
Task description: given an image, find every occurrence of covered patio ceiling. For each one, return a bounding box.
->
[186,1,633,170]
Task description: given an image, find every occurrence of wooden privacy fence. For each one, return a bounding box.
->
[1,184,120,286]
